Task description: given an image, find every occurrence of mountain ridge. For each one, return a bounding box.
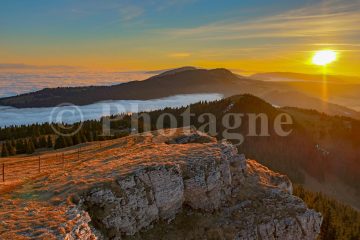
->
[0,67,245,108]
[1,67,360,120]
[146,66,198,76]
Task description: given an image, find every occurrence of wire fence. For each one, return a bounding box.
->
[0,142,105,183]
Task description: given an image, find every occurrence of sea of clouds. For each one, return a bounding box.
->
[0,71,153,97]
[0,94,223,127]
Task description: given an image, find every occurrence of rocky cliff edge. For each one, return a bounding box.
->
[0,129,322,240]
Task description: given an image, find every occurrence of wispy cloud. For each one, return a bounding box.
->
[68,0,197,24]
[118,5,144,22]
[0,71,153,98]
[167,0,360,41]
[64,1,146,25]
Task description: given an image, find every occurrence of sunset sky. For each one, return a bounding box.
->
[1,0,360,75]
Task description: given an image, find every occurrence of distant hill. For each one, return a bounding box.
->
[262,90,360,119]
[252,72,360,112]
[0,68,247,108]
[252,72,360,84]
[1,67,360,120]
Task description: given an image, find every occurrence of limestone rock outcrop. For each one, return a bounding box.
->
[85,165,184,237]
[79,129,322,239]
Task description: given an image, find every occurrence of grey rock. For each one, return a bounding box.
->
[64,207,96,240]
[84,165,183,238]
[74,130,322,239]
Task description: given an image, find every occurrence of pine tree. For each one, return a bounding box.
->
[81,133,88,143]
[93,131,98,141]
[47,136,53,148]
[54,136,64,150]
[26,140,35,154]
[31,136,39,148]
[16,139,25,154]
[87,131,94,142]
[39,136,47,148]
[10,139,16,155]
[6,141,16,155]
[65,136,73,147]
[72,134,81,145]
[1,143,9,157]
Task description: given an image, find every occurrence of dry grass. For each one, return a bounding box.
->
[0,129,220,239]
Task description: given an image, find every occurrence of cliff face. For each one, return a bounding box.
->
[0,129,322,240]
[79,130,322,239]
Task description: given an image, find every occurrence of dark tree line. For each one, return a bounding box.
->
[1,135,53,157]
[294,185,360,240]
[0,119,131,157]
[0,123,54,141]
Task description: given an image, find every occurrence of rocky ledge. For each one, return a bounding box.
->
[78,129,322,239]
[0,129,322,240]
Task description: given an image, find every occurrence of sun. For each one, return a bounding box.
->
[312,50,337,66]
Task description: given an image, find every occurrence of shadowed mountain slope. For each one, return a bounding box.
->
[0,68,245,108]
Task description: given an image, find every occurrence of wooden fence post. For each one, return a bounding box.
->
[2,163,4,182]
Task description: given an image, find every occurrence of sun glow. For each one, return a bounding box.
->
[312,50,337,66]
[311,50,338,104]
